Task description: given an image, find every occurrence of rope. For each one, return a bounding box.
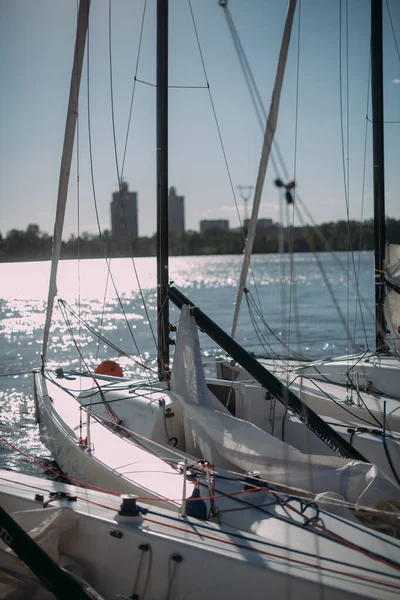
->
[108,0,157,355]
[57,299,157,374]
[86,18,155,381]
[385,0,400,62]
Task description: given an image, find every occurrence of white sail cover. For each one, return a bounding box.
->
[384,243,400,353]
[171,304,230,413]
[172,305,400,510]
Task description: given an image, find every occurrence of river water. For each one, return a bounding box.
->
[0,251,375,476]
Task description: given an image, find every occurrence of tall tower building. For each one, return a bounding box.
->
[168,187,185,234]
[111,181,138,240]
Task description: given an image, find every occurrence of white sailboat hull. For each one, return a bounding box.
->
[2,470,400,600]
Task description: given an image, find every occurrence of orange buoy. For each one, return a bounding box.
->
[95,360,123,378]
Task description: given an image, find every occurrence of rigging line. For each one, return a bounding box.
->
[221,3,374,354]
[222,2,289,181]
[120,0,147,177]
[188,0,271,347]
[134,77,156,87]
[0,371,33,377]
[113,1,157,370]
[87,25,153,383]
[293,199,380,338]
[366,116,400,123]
[36,485,400,579]
[108,0,157,355]
[287,374,389,428]
[221,4,281,321]
[385,0,400,62]
[86,19,112,368]
[287,2,302,361]
[245,294,279,363]
[5,423,400,557]
[187,0,245,245]
[294,205,360,353]
[221,3,301,355]
[58,299,157,374]
[223,9,265,136]
[223,0,374,347]
[168,84,209,89]
[339,0,352,355]
[354,57,372,348]
[247,289,305,360]
[76,0,82,383]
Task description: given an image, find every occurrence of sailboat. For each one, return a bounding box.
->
[3,468,400,600]
[216,0,400,468]
[26,0,400,596]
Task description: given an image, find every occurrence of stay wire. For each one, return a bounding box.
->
[222,2,301,348]
[120,0,148,177]
[339,0,363,357]
[221,4,280,320]
[86,17,110,368]
[223,2,374,353]
[294,204,359,354]
[339,0,351,356]
[189,0,274,344]
[292,196,381,346]
[108,0,157,352]
[354,56,371,348]
[86,12,153,386]
[187,0,245,247]
[221,2,289,181]
[58,298,157,375]
[247,287,306,360]
[385,0,400,63]
[287,1,302,360]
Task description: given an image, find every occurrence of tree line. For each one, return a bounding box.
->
[1,219,400,262]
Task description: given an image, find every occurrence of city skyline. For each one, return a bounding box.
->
[1,1,399,240]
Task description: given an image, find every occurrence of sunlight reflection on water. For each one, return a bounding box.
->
[0,252,375,475]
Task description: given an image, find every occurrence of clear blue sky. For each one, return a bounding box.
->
[0,0,399,238]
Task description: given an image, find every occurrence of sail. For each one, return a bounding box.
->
[171,304,229,413]
[171,300,400,511]
[384,243,400,353]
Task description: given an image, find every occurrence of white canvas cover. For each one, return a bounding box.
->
[385,243,400,353]
[172,303,400,511]
[171,304,230,414]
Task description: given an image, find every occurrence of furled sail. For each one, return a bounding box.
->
[171,303,400,511]
[384,243,400,353]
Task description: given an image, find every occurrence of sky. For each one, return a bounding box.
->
[0,0,399,239]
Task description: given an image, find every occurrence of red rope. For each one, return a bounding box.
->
[67,495,400,590]
[2,433,400,576]
[0,434,120,496]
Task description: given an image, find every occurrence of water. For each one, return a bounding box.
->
[0,251,375,476]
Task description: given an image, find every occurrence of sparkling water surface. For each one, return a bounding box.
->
[0,252,375,476]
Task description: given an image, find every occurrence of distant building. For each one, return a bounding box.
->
[168,187,185,234]
[244,218,274,235]
[200,220,229,233]
[111,181,138,240]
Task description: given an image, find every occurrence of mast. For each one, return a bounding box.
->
[371,0,386,351]
[42,0,90,363]
[230,0,297,339]
[156,0,170,380]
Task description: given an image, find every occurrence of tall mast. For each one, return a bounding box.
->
[156,0,170,379]
[230,0,297,339]
[371,0,386,351]
[42,0,90,364]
